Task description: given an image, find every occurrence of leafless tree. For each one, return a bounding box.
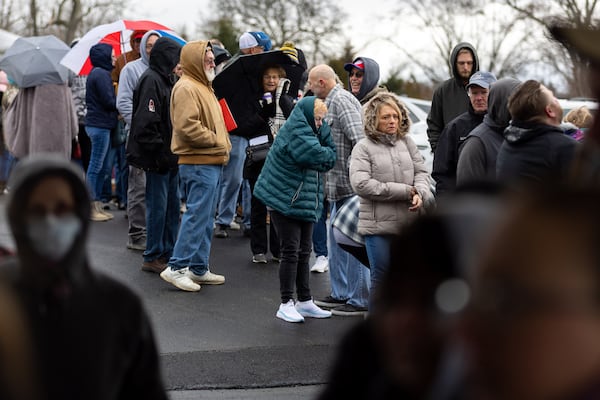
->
[505,0,600,97]
[202,0,346,66]
[2,0,125,44]
[393,0,535,86]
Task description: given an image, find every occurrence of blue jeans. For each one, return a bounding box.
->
[312,198,328,257]
[0,150,16,184]
[85,126,111,201]
[144,170,180,263]
[168,164,222,275]
[101,143,128,204]
[364,234,393,305]
[327,197,370,308]
[216,135,247,227]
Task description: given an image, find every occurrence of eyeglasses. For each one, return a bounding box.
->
[349,70,363,78]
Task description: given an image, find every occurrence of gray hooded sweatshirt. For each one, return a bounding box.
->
[116,30,162,126]
[456,77,521,186]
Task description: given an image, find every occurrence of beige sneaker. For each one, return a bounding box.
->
[90,201,111,222]
[187,270,225,285]
[160,267,201,292]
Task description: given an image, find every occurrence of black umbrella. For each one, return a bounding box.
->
[213,50,305,131]
[214,49,305,99]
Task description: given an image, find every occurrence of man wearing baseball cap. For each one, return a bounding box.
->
[433,71,496,197]
[238,31,272,55]
[343,57,386,104]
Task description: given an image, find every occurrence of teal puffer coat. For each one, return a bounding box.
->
[254,96,336,222]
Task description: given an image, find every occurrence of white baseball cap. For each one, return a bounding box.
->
[239,32,259,50]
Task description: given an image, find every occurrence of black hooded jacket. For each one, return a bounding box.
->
[497,120,578,183]
[427,42,479,152]
[127,37,182,173]
[2,155,167,400]
[432,103,485,197]
[456,78,521,186]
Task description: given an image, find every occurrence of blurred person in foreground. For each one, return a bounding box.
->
[254,97,336,323]
[1,154,167,399]
[349,92,432,305]
[461,184,600,400]
[318,205,490,399]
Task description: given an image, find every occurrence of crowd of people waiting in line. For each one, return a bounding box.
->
[0,20,600,399]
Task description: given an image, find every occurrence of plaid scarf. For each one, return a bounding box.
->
[269,78,290,138]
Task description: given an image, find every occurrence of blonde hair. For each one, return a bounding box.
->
[564,106,593,129]
[314,98,327,115]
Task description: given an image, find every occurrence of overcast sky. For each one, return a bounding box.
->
[127,0,416,81]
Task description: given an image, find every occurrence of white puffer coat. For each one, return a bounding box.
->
[350,92,431,236]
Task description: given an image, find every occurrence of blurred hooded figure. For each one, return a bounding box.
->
[2,154,167,399]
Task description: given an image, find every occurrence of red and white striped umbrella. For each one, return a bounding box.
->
[60,19,184,75]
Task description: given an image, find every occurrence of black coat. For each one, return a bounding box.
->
[127,37,182,173]
[3,155,167,400]
[497,120,579,183]
[432,106,484,196]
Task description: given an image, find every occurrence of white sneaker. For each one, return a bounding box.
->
[160,267,200,292]
[187,270,225,285]
[276,300,305,323]
[310,255,329,273]
[229,221,241,230]
[295,299,332,318]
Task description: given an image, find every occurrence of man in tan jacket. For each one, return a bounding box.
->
[160,40,232,292]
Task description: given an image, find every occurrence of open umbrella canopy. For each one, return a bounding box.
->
[214,50,305,101]
[213,50,305,131]
[0,35,70,88]
[60,19,185,75]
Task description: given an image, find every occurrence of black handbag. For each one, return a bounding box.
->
[245,142,271,167]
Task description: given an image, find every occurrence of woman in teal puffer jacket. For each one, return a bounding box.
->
[254,96,336,323]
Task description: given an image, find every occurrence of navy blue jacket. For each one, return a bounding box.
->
[85,43,117,129]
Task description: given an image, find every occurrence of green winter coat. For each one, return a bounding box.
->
[254,96,336,222]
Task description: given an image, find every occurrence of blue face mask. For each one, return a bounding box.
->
[27,213,81,262]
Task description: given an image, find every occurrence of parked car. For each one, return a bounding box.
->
[398,95,433,172]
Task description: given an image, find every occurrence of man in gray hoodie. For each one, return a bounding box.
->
[117,30,161,252]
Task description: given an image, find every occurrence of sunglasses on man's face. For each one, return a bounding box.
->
[349,70,364,78]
